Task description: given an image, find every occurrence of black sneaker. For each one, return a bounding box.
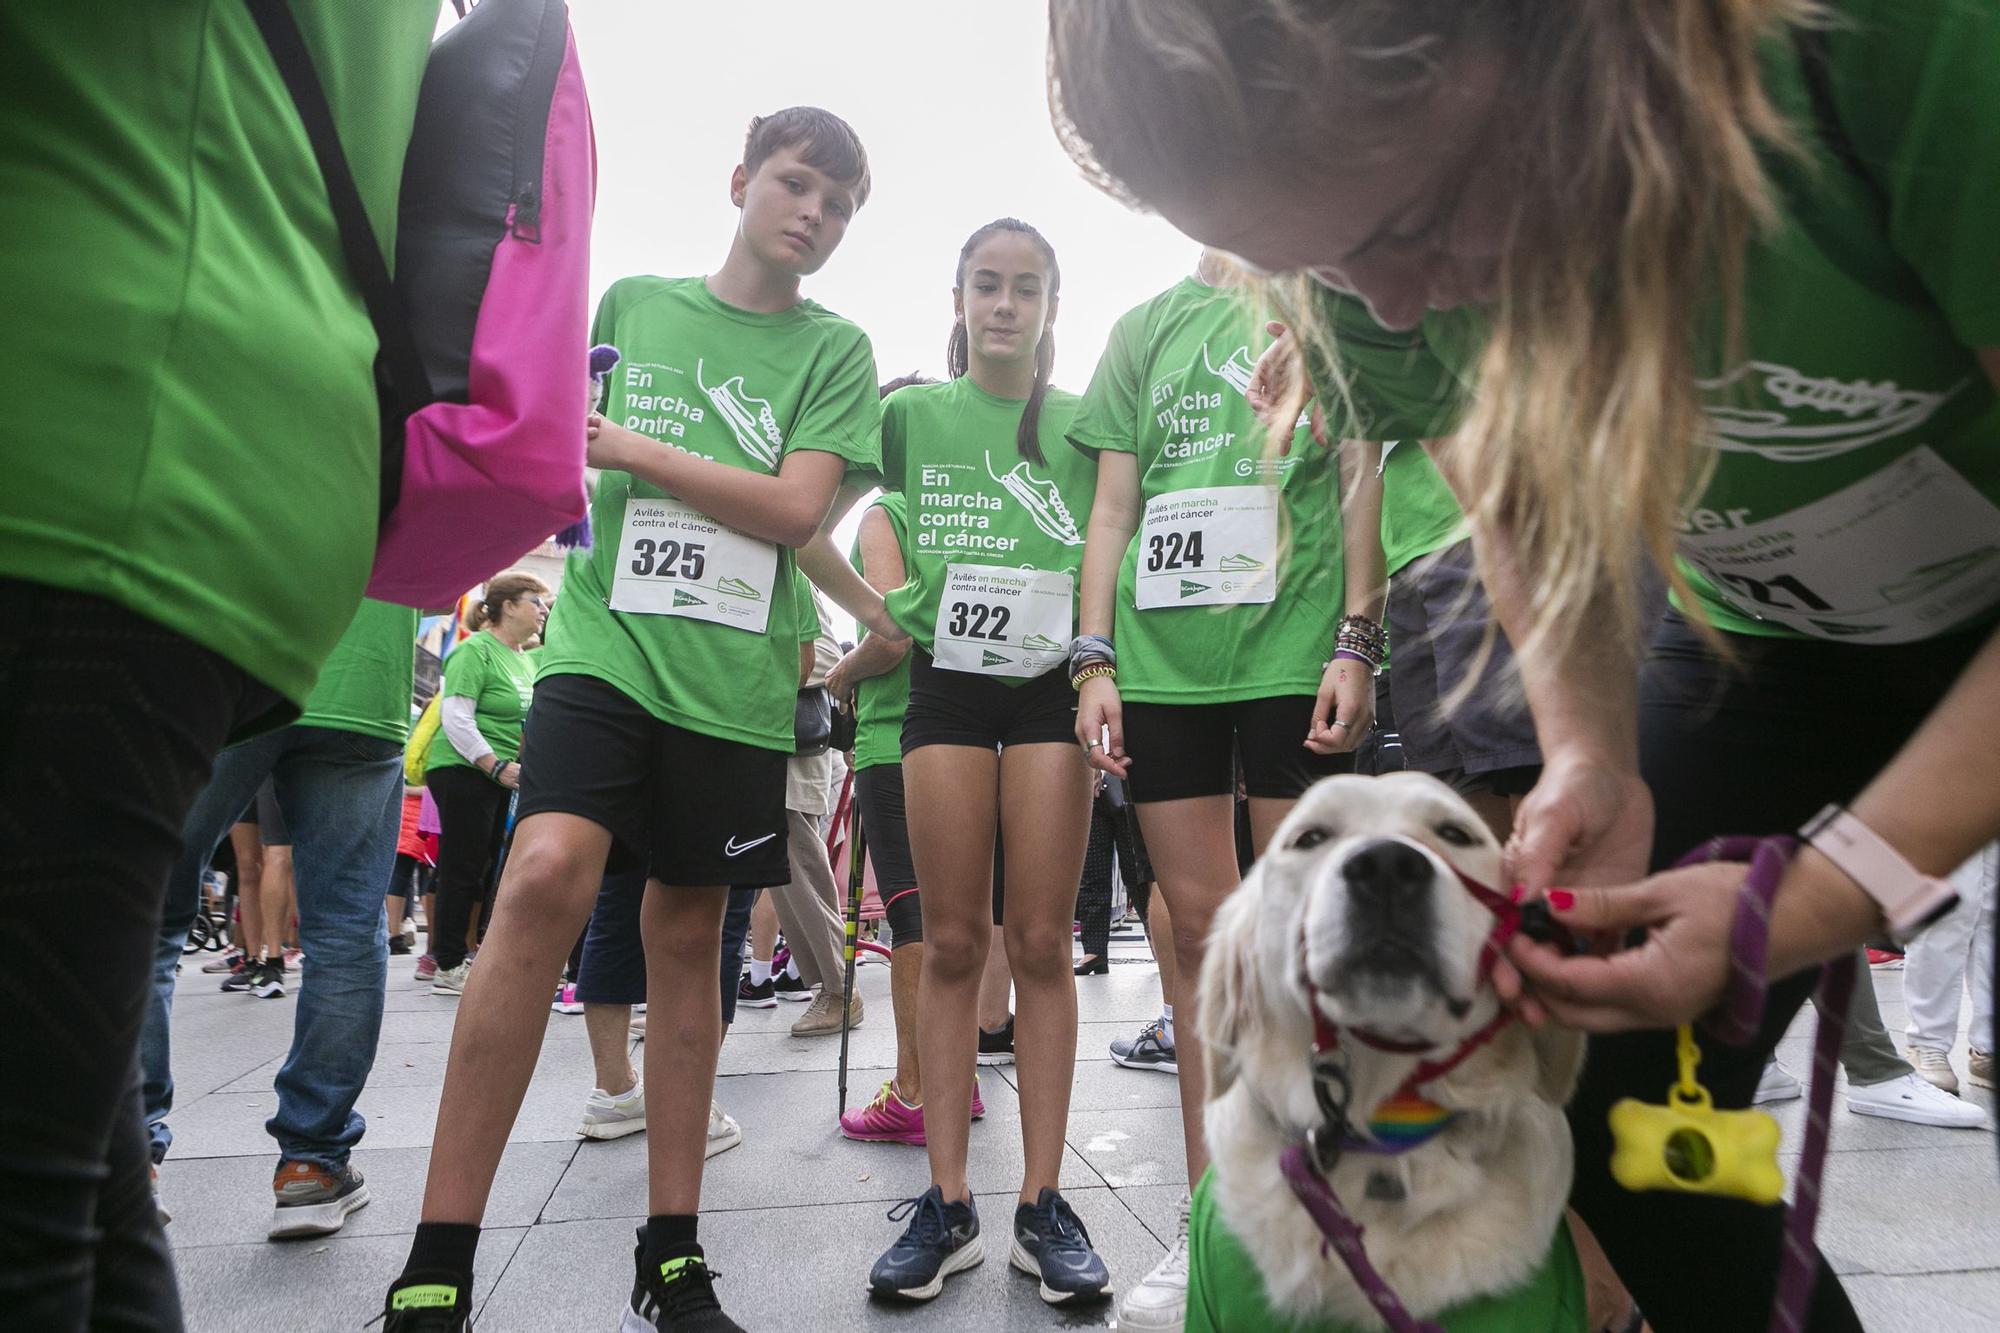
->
[772,970,812,1003]
[381,1270,472,1332]
[248,959,287,1000]
[220,959,262,993]
[869,1185,983,1302]
[623,1231,744,1332]
[1011,1188,1109,1305]
[976,1015,1015,1066]
[735,973,777,1009]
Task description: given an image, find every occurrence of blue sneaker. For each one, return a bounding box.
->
[1010,1188,1110,1305]
[868,1186,982,1302]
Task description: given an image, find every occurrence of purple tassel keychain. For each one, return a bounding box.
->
[555,343,621,550]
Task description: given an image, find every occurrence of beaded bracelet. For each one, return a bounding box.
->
[1071,663,1117,691]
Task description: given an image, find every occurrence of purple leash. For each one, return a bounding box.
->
[1677,835,1855,1333]
[1279,1144,1445,1333]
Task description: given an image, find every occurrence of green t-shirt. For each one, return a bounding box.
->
[1184,1169,1587,1333]
[1068,278,1345,703]
[1379,443,1467,578]
[879,377,1096,682]
[851,493,913,773]
[298,599,418,745]
[1318,2,2000,645]
[537,276,882,751]
[0,7,434,715]
[427,631,536,773]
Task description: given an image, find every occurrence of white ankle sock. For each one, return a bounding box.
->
[749,960,771,985]
[1160,1005,1175,1045]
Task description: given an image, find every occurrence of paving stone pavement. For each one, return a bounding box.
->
[158,937,1998,1331]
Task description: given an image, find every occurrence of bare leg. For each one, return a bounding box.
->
[640,882,729,1215]
[998,744,1093,1204]
[584,1003,637,1096]
[749,891,779,964]
[1133,796,1240,1184]
[906,745,1001,1203]
[418,813,611,1223]
[421,891,436,952]
[977,925,1012,1032]
[260,844,295,958]
[1149,891,1178,1009]
[230,822,265,956]
[892,941,924,1102]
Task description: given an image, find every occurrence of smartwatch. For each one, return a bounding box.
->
[1799,804,1960,941]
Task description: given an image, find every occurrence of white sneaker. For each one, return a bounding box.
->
[1847,1071,1988,1128]
[1907,1045,1959,1094]
[1753,1062,1802,1105]
[706,1101,742,1158]
[579,1083,646,1140]
[1116,1191,1190,1330]
[629,1014,647,1041]
[429,960,472,996]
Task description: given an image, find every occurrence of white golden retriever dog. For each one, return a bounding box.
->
[1199,772,1584,1326]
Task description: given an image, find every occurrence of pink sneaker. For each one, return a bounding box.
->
[840,1082,927,1145]
[413,953,437,982]
[551,982,583,1015]
[972,1075,985,1121]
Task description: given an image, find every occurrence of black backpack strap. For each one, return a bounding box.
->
[245,0,431,518]
[1790,23,1890,216]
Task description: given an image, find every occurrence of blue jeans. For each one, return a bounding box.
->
[143,725,402,1166]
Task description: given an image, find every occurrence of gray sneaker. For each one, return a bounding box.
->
[1908,1045,1960,1093]
[268,1159,370,1239]
[1110,1018,1177,1074]
[430,960,472,996]
[1969,1048,1995,1091]
[579,1083,646,1140]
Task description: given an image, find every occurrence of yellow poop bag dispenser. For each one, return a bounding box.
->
[1609,1025,1784,1205]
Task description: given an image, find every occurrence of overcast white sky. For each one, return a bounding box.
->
[544,1,1203,637]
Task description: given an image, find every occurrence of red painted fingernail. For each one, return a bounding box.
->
[1509,883,1526,903]
[1548,890,1576,911]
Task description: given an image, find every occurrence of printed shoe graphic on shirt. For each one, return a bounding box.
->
[696,359,783,469]
[1020,633,1064,653]
[1218,553,1265,572]
[985,452,1083,546]
[716,576,764,601]
[1700,359,1962,463]
[1879,546,1999,604]
[1202,343,1257,397]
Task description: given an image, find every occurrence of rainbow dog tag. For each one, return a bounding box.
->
[1609,1025,1784,1205]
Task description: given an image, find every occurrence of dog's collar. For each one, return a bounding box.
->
[1298,861,1570,1167]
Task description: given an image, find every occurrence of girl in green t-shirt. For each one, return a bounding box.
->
[424,570,546,989]
[866,220,1110,1308]
[1065,249,1385,1329]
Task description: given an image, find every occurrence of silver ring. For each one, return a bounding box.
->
[1329,719,1351,730]
[1085,739,1102,750]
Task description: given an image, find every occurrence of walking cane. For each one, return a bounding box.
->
[836,774,867,1116]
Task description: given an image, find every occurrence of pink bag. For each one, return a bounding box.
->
[252,0,596,608]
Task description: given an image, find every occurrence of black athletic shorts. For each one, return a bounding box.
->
[856,760,1007,937]
[901,648,1076,754]
[1121,695,1354,803]
[1386,537,1542,791]
[517,673,790,887]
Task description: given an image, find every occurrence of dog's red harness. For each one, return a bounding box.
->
[1298,864,1548,1158]
[1283,857,1573,1333]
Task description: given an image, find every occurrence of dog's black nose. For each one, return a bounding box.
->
[1341,838,1433,906]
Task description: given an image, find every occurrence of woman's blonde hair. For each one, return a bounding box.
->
[467,569,548,632]
[1050,0,1807,666]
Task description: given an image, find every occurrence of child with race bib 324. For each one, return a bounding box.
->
[865,219,1110,1308]
[382,108,899,1333]
[1068,249,1378,1329]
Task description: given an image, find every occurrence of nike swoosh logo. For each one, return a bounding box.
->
[724,834,777,857]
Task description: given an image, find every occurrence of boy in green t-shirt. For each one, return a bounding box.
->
[384,109,898,1333]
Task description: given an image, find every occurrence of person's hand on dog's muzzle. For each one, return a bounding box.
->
[1503,863,1742,1032]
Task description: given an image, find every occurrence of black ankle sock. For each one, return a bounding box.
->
[645,1213,700,1262]
[404,1222,480,1281]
